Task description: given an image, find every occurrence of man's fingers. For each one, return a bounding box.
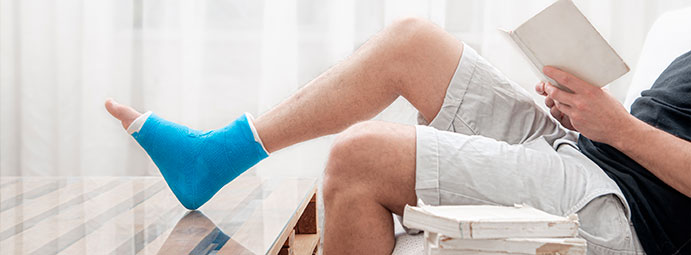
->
[550,104,563,120]
[549,103,576,131]
[542,66,592,93]
[544,82,575,106]
[561,115,575,130]
[535,82,547,96]
[545,97,554,108]
[553,99,572,114]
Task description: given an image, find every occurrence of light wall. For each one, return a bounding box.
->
[1,0,690,176]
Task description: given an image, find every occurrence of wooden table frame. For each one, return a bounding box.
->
[274,186,319,255]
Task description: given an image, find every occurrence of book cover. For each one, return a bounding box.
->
[403,202,579,239]
[501,0,629,91]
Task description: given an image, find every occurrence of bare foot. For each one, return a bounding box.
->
[105,99,142,130]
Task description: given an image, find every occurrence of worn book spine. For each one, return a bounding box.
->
[404,213,579,239]
[427,247,584,255]
[426,232,586,255]
[454,220,579,239]
[434,235,586,255]
[403,203,580,239]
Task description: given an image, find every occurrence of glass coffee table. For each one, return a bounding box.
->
[0,172,319,254]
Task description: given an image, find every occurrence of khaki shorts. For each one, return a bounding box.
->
[413,44,645,254]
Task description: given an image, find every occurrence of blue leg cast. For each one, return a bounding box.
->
[132,113,268,210]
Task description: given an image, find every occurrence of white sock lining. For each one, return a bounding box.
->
[127,111,152,135]
[245,113,270,156]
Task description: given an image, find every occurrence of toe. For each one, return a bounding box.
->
[105,99,142,129]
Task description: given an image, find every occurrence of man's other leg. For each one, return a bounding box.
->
[106,17,462,149]
[253,17,462,152]
[321,121,417,255]
[104,17,461,209]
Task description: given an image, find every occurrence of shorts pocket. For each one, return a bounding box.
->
[577,195,637,254]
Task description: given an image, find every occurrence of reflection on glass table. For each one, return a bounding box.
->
[0,172,319,254]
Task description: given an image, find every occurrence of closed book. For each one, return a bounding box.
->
[403,202,579,239]
[425,232,586,255]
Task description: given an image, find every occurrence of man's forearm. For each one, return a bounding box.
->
[612,115,691,197]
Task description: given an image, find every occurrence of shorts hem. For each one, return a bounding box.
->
[427,42,479,134]
[414,125,441,206]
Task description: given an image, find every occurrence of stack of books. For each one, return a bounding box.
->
[402,202,586,255]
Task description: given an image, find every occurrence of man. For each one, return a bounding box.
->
[105,18,690,254]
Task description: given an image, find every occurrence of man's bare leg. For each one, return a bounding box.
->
[106,18,461,146]
[253,18,462,253]
[107,17,461,154]
[254,17,462,152]
[106,17,462,253]
[322,121,417,254]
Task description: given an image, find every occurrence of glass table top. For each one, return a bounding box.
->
[0,173,318,254]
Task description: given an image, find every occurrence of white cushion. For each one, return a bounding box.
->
[624,7,691,111]
[391,233,425,255]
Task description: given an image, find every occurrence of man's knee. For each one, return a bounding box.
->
[382,17,451,56]
[323,121,390,201]
[385,17,438,41]
[375,17,461,84]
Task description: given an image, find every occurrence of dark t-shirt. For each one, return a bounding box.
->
[578,50,691,255]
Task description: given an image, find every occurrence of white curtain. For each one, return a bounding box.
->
[2,0,690,176]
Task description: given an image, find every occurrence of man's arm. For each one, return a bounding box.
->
[539,66,691,197]
[615,115,691,197]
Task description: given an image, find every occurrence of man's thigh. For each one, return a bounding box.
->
[420,43,569,145]
[414,126,642,253]
[415,125,621,215]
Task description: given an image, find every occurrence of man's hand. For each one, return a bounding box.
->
[536,66,634,145]
[535,81,575,131]
[536,67,691,197]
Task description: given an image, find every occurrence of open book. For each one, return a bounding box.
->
[402,202,579,239]
[500,0,629,92]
